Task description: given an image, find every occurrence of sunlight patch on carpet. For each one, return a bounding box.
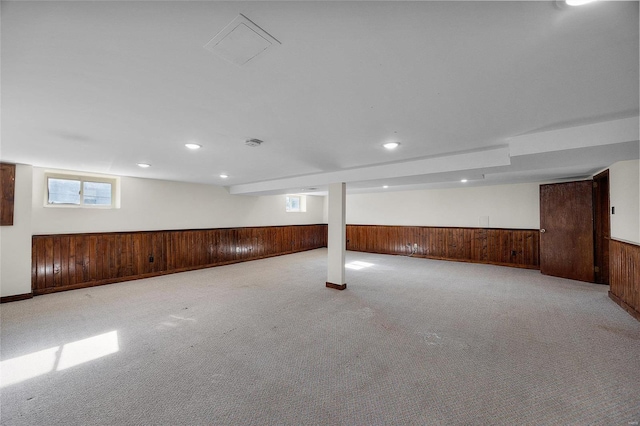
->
[345,261,375,270]
[1,330,119,387]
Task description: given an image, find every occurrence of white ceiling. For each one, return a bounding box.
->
[1,0,638,195]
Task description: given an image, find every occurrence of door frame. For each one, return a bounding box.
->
[593,169,610,285]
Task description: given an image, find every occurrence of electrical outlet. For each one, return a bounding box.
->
[149,255,154,263]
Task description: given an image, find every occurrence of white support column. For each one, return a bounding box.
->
[326,182,346,290]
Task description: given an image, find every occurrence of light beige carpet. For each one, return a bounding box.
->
[1,248,639,425]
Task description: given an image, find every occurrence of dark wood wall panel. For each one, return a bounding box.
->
[32,224,327,295]
[609,239,640,321]
[346,225,539,269]
[32,223,540,296]
[1,163,16,226]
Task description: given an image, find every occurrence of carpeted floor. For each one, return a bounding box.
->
[1,248,639,425]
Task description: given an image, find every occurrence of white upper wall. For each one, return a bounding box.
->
[31,168,325,235]
[609,159,640,244]
[346,182,540,229]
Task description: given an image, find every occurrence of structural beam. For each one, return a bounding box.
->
[508,116,639,157]
[229,147,510,195]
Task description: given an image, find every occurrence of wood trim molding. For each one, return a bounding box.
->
[1,293,33,303]
[610,238,640,248]
[32,223,328,238]
[326,282,347,290]
[347,224,537,232]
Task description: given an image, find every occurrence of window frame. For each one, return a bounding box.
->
[44,171,120,209]
[285,194,307,213]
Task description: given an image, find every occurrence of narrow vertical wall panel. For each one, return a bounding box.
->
[202,230,213,267]
[95,236,106,282]
[31,241,37,291]
[181,231,191,267]
[159,232,168,272]
[257,227,268,257]
[471,229,486,262]
[435,228,447,258]
[133,233,143,277]
[53,237,62,288]
[73,236,83,284]
[170,232,181,269]
[34,237,46,291]
[89,235,98,282]
[44,237,54,288]
[68,235,77,286]
[120,233,129,276]
[82,235,92,282]
[257,228,264,257]
[0,163,16,226]
[176,231,187,269]
[366,226,377,253]
[236,228,246,260]
[104,235,113,280]
[172,232,183,269]
[166,233,175,271]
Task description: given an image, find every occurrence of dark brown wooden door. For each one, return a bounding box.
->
[593,170,610,284]
[540,181,594,282]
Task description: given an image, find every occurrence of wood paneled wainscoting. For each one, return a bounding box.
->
[609,239,640,321]
[32,224,327,295]
[346,225,540,269]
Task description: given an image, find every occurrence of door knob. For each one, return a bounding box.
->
[540,229,546,233]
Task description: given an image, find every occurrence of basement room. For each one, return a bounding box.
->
[1,1,639,424]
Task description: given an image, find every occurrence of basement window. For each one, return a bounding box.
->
[45,172,119,208]
[286,195,306,212]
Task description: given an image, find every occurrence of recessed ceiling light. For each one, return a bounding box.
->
[383,185,389,189]
[245,138,263,147]
[461,179,468,183]
[383,142,400,150]
[137,163,151,168]
[185,143,201,150]
[220,174,229,179]
[566,0,597,5]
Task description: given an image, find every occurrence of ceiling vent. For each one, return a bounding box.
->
[245,138,263,147]
[204,14,281,66]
